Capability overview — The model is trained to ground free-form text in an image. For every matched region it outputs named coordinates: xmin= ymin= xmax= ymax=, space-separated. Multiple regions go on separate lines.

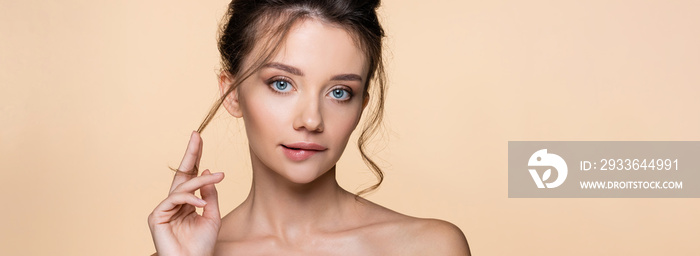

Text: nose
xmin=292 ymin=96 xmax=324 ymax=133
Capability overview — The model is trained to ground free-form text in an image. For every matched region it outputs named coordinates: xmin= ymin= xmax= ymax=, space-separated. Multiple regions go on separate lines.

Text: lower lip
xmin=282 ymin=146 xmax=323 ymax=161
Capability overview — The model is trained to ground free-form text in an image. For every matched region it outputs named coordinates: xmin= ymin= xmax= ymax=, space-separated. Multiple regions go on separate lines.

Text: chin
xmin=277 ymin=164 xmax=328 ymax=185
xmin=251 ymin=147 xmax=338 ymax=185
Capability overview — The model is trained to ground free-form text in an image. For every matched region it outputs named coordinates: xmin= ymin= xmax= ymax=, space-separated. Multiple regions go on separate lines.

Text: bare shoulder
xmin=404 ymin=218 xmax=471 ymax=255
xmin=357 ymin=198 xmax=471 ymax=255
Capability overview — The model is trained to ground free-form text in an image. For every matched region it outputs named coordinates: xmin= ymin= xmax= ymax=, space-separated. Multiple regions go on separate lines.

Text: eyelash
xmin=267 ymin=77 xmax=294 ymax=95
xmin=265 ymin=76 xmax=354 ymax=103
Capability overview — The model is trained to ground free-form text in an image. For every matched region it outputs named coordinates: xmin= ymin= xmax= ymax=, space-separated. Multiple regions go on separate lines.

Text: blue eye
xmin=271 ymin=80 xmax=292 ymax=92
xmin=329 ymin=88 xmax=351 ymax=101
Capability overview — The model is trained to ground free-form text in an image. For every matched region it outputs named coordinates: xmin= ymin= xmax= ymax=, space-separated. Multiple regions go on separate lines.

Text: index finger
xmin=169 ymin=131 xmax=203 ymax=194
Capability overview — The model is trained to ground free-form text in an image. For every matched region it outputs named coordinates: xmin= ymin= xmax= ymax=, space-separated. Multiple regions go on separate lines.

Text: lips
xmin=282 ymin=142 xmax=327 ymax=151
xmin=281 ymin=142 xmax=327 ymax=161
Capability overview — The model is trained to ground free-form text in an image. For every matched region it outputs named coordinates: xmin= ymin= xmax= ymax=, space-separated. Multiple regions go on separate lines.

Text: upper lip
xmin=282 ymin=142 xmax=327 ymax=151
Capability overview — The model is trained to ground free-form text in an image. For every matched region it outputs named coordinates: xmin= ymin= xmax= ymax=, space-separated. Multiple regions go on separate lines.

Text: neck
xmin=237 ymin=150 xmax=356 ymax=238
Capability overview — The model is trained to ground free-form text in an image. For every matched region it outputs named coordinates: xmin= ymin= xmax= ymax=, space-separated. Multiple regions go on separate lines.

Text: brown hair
xmin=187 ymin=0 xmax=387 ymax=196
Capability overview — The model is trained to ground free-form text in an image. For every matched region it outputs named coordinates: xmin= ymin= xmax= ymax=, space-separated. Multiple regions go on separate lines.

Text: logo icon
xmin=528 ymin=149 xmax=568 ymax=188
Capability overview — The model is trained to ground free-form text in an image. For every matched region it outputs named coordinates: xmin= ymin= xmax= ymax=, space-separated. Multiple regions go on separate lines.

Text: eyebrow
xmin=330 ymin=73 xmax=363 ymax=82
xmin=264 ymin=62 xmax=304 ymax=76
xmin=263 ymin=62 xmax=363 ymax=82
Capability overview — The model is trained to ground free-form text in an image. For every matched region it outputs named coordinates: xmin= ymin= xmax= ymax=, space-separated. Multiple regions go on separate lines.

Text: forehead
xmin=256 ymin=18 xmax=369 ymax=81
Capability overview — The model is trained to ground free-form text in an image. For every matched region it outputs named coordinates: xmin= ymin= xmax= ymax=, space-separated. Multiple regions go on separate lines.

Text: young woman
xmin=148 ymin=0 xmax=471 ymax=255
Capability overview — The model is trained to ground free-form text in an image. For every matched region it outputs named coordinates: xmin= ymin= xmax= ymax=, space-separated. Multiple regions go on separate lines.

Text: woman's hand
xmin=148 ymin=131 xmax=225 ymax=256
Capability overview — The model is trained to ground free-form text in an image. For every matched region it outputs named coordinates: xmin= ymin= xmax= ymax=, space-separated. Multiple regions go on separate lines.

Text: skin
xmin=149 ymin=18 xmax=470 ymax=255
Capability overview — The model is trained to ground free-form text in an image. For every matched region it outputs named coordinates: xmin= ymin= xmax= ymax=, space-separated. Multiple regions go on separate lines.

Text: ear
xmin=219 ymin=71 xmax=243 ymax=118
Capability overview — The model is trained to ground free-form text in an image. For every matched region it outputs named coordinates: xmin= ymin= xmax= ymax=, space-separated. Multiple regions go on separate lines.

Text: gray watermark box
xmin=508 ymin=141 xmax=700 ymax=198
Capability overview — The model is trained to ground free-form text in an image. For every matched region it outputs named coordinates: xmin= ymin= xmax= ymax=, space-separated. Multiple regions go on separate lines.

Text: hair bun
xmin=355 ymin=0 xmax=381 ymax=10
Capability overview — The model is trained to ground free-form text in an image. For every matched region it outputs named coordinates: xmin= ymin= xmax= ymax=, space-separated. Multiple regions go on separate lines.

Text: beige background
xmin=1 ymin=0 xmax=699 ymax=255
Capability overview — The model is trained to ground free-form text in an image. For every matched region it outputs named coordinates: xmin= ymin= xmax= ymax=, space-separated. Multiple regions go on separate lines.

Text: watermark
xmin=508 ymin=141 xmax=700 ymax=198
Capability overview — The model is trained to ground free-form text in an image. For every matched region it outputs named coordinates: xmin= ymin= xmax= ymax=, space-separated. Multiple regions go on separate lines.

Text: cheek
xmin=323 ymin=104 xmax=363 ymax=144
xmin=240 ymin=91 xmax=290 ymax=145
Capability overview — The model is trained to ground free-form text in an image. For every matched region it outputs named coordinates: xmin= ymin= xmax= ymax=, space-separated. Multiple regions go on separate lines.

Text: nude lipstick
xmin=281 ymin=142 xmax=327 ymax=161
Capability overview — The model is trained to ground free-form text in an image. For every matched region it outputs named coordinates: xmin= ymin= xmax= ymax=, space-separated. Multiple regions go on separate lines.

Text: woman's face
xmin=225 ymin=18 xmax=369 ymax=184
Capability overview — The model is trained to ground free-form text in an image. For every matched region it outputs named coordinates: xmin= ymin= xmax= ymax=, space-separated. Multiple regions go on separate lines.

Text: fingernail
xmin=198 ymin=199 xmax=207 ymax=205
xmin=213 ymin=172 xmax=224 ymax=177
